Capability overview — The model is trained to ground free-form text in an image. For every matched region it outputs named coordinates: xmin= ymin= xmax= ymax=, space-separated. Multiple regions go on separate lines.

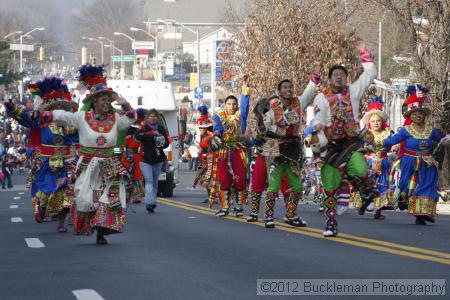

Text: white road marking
xmin=18 ymin=192 xmax=25 ymax=195
xmin=11 ymin=217 xmax=23 ymax=223
xmin=72 ymin=289 xmax=105 ymax=300
xmin=10 ymin=205 xmax=18 ymax=209
xmin=188 ymin=216 xmax=197 ymax=219
xmin=13 ymin=196 xmax=21 ymax=200
xmin=24 ymin=238 xmax=45 ymax=248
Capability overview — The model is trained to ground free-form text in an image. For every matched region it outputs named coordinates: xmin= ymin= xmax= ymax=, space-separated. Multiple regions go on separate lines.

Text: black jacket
xmin=135 ymin=124 xmax=170 ymax=165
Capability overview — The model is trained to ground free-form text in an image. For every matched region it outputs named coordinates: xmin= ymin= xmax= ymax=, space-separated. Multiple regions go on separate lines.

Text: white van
xmin=69 ymin=80 xmax=179 ymax=197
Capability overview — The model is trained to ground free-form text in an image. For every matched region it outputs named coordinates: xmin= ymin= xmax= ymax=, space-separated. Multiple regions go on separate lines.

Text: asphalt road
xmin=1 ymin=164 xmax=449 ymax=300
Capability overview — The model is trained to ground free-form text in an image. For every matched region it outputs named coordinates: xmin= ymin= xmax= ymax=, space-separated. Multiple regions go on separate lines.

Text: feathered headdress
xmin=77 ymin=64 xmax=107 ymax=91
xmin=197 ymin=104 xmax=212 ymax=128
xmin=77 ymin=64 xmax=117 ymax=111
xmin=27 ymin=77 xmax=73 ymax=111
xmin=402 ymin=84 xmax=431 ymax=118
xmin=26 ymin=77 xmax=74 ymax=149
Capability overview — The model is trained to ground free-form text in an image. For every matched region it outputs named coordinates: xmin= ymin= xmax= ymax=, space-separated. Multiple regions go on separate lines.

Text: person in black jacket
xmin=135 ymin=109 xmax=170 ymax=213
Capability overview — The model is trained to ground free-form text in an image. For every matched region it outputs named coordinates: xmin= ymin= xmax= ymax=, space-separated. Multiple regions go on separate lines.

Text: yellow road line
xmin=158 ymin=197 xmax=450 ymax=265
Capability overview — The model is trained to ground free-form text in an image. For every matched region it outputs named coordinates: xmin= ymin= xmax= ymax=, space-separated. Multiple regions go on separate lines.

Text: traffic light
xmin=39 ymin=47 xmax=44 ymax=61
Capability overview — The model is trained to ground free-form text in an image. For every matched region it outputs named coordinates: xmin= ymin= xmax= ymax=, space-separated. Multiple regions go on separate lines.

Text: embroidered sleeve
xmin=117 ymin=112 xmax=135 ymax=131
xmin=298 ymin=80 xmax=318 ymax=111
xmin=383 ymin=127 xmax=407 ymax=150
xmin=349 ymin=51 xmax=377 ymax=118
xmin=52 ymin=110 xmax=81 ymax=129
xmin=311 ymin=94 xmax=330 ymax=128
xmin=6 ymin=106 xmax=38 ymax=128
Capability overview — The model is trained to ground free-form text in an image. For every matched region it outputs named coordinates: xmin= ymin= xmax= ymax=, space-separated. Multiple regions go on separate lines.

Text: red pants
xmin=217 ymin=148 xmax=247 ymax=191
xmin=251 ymin=155 xmax=290 ymax=195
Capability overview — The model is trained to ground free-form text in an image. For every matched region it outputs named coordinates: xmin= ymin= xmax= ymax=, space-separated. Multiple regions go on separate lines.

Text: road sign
xmin=194 ymin=87 xmax=204 ymax=99
xmin=165 ymin=60 xmax=174 ymax=76
xmin=111 ymin=55 xmax=136 ymax=62
xmin=132 ymin=40 xmax=155 ymax=50
xmin=190 ymin=73 xmax=199 ymax=90
xmin=9 ymin=43 xmax=34 ymax=52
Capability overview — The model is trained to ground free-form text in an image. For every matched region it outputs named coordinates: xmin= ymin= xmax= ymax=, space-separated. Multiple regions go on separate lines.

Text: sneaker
xmin=318 ymin=205 xmax=325 ymax=212
xmin=216 ymin=209 xmax=228 ymax=217
xmin=265 ymin=219 xmax=275 ymax=228
xmin=246 ymin=215 xmax=258 ymax=222
xmin=284 ymin=216 xmax=307 ymax=227
xmin=234 ymin=207 xmax=244 ymax=217
xmin=323 ymin=226 xmax=338 ymax=237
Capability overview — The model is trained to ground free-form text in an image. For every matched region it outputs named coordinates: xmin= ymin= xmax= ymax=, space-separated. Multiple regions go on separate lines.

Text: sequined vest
xmin=323 ymin=87 xmax=359 ymax=141
xmin=217 ymin=110 xmax=242 ymax=146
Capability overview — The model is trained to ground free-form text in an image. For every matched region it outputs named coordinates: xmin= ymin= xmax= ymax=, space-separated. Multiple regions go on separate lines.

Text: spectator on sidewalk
xmin=1 ymin=154 xmax=13 ymax=189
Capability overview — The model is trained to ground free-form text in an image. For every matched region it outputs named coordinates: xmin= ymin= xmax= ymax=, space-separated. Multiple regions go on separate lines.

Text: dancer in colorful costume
xmin=33 ymin=64 xmax=135 ymax=244
xmin=193 ymin=105 xmax=223 ymax=207
xmin=5 ymin=78 xmax=78 ymax=232
xmin=361 ymin=98 xmax=394 ymax=220
xmin=261 ymin=60 xmax=321 ymax=228
xmin=311 ymin=37 xmax=377 ymax=237
xmin=213 ymin=94 xmax=249 ymax=217
xmin=122 ymin=108 xmax=147 ymax=203
xmin=246 ymin=95 xmax=294 ymax=224
xmin=383 ymin=85 xmax=442 ymax=225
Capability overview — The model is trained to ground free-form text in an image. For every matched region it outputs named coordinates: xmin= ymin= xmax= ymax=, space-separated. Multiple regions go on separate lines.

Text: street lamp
xmin=156 ymin=18 xmax=200 ymax=87
xmin=90 ymin=38 xmax=104 ymax=64
xmin=19 ymin=27 xmax=45 ymax=102
xmin=105 ymin=44 xmax=124 ymax=80
xmin=113 ymin=31 xmax=135 ymax=56
xmin=114 ymin=31 xmax=137 ymax=78
xmin=82 ymin=37 xmax=104 ymax=64
xmin=3 ymin=30 xmax=22 ymax=40
xmin=99 ymin=36 xmax=114 ymax=74
xmin=130 ymin=26 xmax=159 ymax=80
xmin=378 ymin=11 xmax=388 ymax=80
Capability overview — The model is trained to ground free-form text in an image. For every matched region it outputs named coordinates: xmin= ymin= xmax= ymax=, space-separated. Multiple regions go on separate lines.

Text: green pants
xmin=267 ymin=161 xmax=302 ymax=193
xmin=321 ymin=151 xmax=368 ymax=191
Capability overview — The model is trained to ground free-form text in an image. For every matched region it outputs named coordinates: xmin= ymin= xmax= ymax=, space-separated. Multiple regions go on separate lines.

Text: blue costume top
xmin=383 ymin=125 xmax=442 ymax=200
xmin=8 ymin=106 xmax=79 ymax=196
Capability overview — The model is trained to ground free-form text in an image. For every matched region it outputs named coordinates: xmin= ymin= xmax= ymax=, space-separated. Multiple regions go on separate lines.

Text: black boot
xmin=415 ymin=216 xmax=426 ymax=225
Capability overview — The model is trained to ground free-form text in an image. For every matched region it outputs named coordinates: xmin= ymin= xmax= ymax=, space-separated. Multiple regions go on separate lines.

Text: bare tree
xmin=69 ymin=0 xmax=146 ymax=49
xmin=226 ymin=0 xmax=365 ymax=104
xmin=372 ymin=0 xmax=450 ymax=128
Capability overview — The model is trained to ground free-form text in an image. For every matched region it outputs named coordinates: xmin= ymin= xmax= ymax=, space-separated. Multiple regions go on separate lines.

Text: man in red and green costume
xmin=311 ymin=37 xmax=377 ymax=237
xmin=261 ymin=60 xmax=322 ymax=228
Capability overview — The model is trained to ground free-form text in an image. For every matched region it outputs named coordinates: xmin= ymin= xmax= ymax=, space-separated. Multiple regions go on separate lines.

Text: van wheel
xmin=159 ymin=173 xmax=174 ymax=197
